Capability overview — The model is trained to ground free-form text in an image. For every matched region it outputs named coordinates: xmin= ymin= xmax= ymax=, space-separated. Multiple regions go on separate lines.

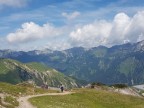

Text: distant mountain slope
xmin=0 ymin=59 xmax=78 ymax=88
xmin=0 ymin=40 xmax=144 ymax=85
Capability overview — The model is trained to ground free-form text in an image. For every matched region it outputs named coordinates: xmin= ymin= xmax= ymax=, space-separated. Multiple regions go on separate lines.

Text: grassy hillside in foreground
xmin=0 ymin=82 xmax=58 ymax=96
xmin=0 ymin=82 xmax=59 ymax=108
xmin=29 ymin=89 xmax=144 ymax=108
xmin=0 ymin=82 xmax=27 ymax=96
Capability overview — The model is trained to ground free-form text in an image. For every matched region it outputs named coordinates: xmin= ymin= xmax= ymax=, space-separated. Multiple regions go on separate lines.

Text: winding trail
xmin=17 ymin=92 xmax=74 ymax=108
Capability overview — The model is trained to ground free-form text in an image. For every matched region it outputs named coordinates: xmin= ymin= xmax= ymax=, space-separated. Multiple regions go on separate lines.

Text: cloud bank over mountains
xmin=70 ymin=11 xmax=144 ymax=48
xmin=6 ymin=11 xmax=144 ymax=50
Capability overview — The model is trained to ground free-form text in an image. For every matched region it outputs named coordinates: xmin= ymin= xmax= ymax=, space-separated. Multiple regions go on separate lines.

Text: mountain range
xmin=0 ymin=40 xmax=144 ymax=85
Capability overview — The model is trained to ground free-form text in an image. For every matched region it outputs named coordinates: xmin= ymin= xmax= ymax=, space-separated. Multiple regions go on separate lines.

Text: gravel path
xmin=17 ymin=92 xmax=74 ymax=108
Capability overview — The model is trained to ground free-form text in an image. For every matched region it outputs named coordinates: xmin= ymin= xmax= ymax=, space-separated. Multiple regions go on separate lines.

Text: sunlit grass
xmin=0 ymin=82 xmax=58 ymax=96
xmin=29 ymin=88 xmax=144 ymax=108
xmin=4 ymin=96 xmax=19 ymax=107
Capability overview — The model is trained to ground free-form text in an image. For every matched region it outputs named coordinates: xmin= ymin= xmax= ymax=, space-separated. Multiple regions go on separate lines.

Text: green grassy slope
xmin=0 ymin=58 xmax=78 ymax=88
xmin=26 ymin=62 xmax=53 ymax=72
xmin=27 ymin=62 xmax=78 ymax=88
xmin=29 ymin=89 xmax=144 ymax=108
xmin=0 ymin=59 xmax=23 ymax=84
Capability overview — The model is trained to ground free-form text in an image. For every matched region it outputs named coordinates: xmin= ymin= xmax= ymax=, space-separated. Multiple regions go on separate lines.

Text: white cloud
xmin=5 ymin=11 xmax=144 ymax=50
xmin=108 ymin=13 xmax=130 ymax=44
xmin=62 ymin=11 xmax=80 ymax=20
xmin=70 ymin=20 xmax=112 ymax=47
xmin=7 ymin=22 xmax=63 ymax=43
xmin=0 ymin=0 xmax=27 ymax=8
xmin=124 ymin=11 xmax=144 ymax=42
xmin=70 ymin=11 xmax=144 ymax=48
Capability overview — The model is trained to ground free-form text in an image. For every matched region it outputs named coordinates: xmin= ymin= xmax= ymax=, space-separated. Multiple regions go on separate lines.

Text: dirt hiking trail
xmin=17 ymin=92 xmax=74 ymax=108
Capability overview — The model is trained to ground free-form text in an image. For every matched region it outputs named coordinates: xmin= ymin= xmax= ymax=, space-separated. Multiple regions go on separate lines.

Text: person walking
xmin=60 ymin=84 xmax=64 ymax=92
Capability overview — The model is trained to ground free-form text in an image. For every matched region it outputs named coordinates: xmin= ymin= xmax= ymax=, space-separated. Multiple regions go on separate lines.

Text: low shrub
xmin=111 ymin=84 xmax=128 ymax=88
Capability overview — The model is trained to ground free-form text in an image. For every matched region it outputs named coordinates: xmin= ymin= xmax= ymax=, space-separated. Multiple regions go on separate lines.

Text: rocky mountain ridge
xmin=0 ymin=40 xmax=144 ymax=85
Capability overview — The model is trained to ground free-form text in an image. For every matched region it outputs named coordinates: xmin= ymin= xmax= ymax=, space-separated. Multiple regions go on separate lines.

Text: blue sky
xmin=0 ymin=0 xmax=144 ymax=51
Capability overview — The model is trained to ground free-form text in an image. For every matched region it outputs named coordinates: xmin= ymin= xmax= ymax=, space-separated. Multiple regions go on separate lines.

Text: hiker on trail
xmin=60 ymin=84 xmax=64 ymax=92
xmin=45 ymin=84 xmax=48 ymax=89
